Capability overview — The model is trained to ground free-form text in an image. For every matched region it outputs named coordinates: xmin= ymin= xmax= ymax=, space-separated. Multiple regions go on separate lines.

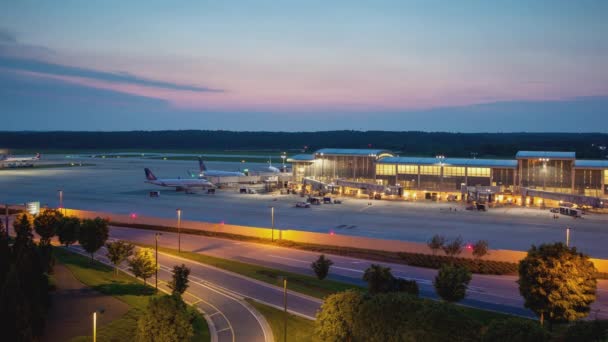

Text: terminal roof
xmin=315 ymin=148 xmax=393 ymax=157
xmin=287 ymin=154 xmax=315 ymax=162
xmin=574 ymin=159 xmax=608 ymax=169
xmin=516 ymin=151 xmax=576 ymax=159
xmin=378 ymin=157 xmax=517 ymax=168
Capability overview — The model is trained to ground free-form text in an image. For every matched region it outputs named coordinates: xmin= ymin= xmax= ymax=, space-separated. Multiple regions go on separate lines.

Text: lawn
xmin=54 ymin=248 xmax=209 ymax=342
xmin=246 ymin=299 xmax=317 ymax=342
xmin=135 ymin=243 xmax=361 ymax=299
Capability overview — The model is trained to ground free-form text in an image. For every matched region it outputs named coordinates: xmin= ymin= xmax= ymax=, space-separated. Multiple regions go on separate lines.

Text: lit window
xmin=398 ymin=165 xmax=418 ymax=174
xmin=444 ymin=167 xmax=465 ymax=177
xmin=468 ymin=167 xmax=491 ymax=177
xmin=376 ymin=164 xmax=396 ymax=176
xmin=420 ymin=166 xmax=441 ymax=175
xmin=604 ymin=170 xmax=608 ymax=185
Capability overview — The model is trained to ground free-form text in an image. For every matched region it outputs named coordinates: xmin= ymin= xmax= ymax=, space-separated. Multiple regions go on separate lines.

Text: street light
xmin=58 ymin=189 xmax=63 ymax=213
xmin=92 ymin=308 xmax=104 ymax=342
xmin=176 ymin=208 xmax=182 ymax=253
xmin=271 ymin=206 xmax=275 ymax=242
xmin=155 ymin=232 xmax=162 ymax=291
xmin=280 ymin=277 xmax=288 ymax=342
xmin=566 ymin=227 xmax=571 ymax=247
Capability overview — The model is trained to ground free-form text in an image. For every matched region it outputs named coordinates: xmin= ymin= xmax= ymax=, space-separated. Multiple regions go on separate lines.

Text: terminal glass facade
xmin=574 ymin=169 xmax=603 ymax=197
xmin=520 ymin=159 xmax=573 ymax=191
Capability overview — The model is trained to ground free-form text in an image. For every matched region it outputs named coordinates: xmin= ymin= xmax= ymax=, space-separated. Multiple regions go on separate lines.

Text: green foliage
xmin=398 ymin=251 xmax=517 ymax=275
xmin=428 ymin=234 xmax=446 ymax=255
xmin=472 ymin=240 xmax=489 ymax=260
xmin=363 ymin=264 xmax=394 ymax=294
xmin=136 ymin=295 xmax=194 ymax=342
xmin=311 ymin=254 xmax=333 ymax=280
xmin=409 ymin=301 xmax=481 ymax=342
xmin=129 ymin=248 xmax=157 ymax=285
xmin=518 ymin=243 xmax=597 ymax=324
xmin=57 ymin=216 xmax=80 ymax=247
xmin=434 ymin=264 xmax=472 ymax=303
xmin=561 ymin=320 xmax=608 ymax=342
xmin=33 ymin=209 xmax=63 ymax=245
xmin=482 ymin=318 xmax=550 ymax=342
xmin=168 ymin=264 xmax=191 ymax=297
xmin=391 ymin=278 xmax=419 ymax=296
xmin=442 ymin=236 xmax=464 ymax=257
xmin=352 ymin=293 xmax=423 ymax=342
xmin=106 ymin=240 xmax=135 ymax=275
xmin=314 ymin=290 xmax=365 ymax=342
xmin=78 ymin=217 xmax=109 ymax=260
xmin=12 ymin=213 xmax=34 ymax=255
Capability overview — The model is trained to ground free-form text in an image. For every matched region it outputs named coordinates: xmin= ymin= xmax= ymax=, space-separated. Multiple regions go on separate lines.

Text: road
xmin=110 ymin=225 xmax=608 ymax=320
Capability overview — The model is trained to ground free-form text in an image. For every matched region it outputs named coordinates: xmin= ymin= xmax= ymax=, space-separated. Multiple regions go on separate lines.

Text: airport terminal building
xmin=288 ymin=148 xmax=608 ymax=208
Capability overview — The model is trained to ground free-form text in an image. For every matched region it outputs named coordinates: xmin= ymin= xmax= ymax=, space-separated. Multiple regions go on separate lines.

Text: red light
xmin=329 ymin=230 xmax=335 ymax=236
xmin=130 ymin=213 xmax=137 ymax=219
xmin=220 ymin=220 xmax=225 ymax=225
xmin=466 ymin=244 xmax=473 ymax=250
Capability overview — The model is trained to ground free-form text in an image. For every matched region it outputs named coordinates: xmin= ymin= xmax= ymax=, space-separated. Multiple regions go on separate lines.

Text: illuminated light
xmin=163 ymin=157 xmax=167 ymax=160
xmin=130 ymin=213 xmax=137 ymax=219
xmin=329 ymin=230 xmax=335 ymax=236
xmin=220 ymin=220 xmax=225 ymax=225
xmin=466 ymin=244 xmax=473 ymax=250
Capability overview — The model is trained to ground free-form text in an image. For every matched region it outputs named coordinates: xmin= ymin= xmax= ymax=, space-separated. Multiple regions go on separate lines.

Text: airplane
xmin=145 ymin=168 xmax=215 ymax=192
xmin=194 ymin=158 xmax=245 ymax=177
xmin=0 ymin=153 xmax=41 ymax=162
xmin=267 ymin=157 xmax=281 ymax=173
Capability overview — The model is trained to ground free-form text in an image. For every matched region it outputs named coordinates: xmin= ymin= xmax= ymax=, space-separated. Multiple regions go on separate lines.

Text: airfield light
xmin=329 ymin=230 xmax=335 ymax=236
xmin=466 ymin=244 xmax=473 ymax=250
xmin=58 ymin=189 xmax=63 ymax=210
xmin=176 ymin=208 xmax=182 ymax=253
xmin=130 ymin=213 xmax=137 ymax=219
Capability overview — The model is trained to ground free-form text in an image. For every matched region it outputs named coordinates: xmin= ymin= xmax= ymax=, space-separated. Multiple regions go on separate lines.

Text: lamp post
xmin=155 ymin=232 xmax=162 ymax=291
xmin=176 ymin=208 xmax=182 ymax=253
xmin=282 ymin=277 xmax=288 ymax=342
xmin=566 ymin=227 xmax=570 ymax=247
xmin=271 ymin=206 xmax=275 ymax=242
xmin=93 ymin=311 xmax=97 ymax=342
xmin=58 ymin=189 xmax=63 ymax=213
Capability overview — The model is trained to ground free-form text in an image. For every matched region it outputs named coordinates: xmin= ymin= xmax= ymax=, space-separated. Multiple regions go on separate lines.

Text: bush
xmin=315 ymin=290 xmax=365 ymax=342
xmin=391 ymin=278 xmax=419 ymax=296
xmin=363 ymin=264 xmax=394 ymax=294
xmin=442 ymin=236 xmax=464 ymax=257
xmin=428 ymin=234 xmax=446 ymax=255
xmin=311 ymin=254 xmax=333 ymax=280
xmin=434 ymin=264 xmax=472 ymax=303
xmin=136 ymin=295 xmax=194 ymax=342
xmin=408 ymin=300 xmax=481 ymax=342
xmin=397 ymin=251 xmax=517 ymax=275
xmin=561 ymin=320 xmax=608 ymax=342
xmin=482 ymin=318 xmax=550 ymax=342
xmin=472 ymin=240 xmax=489 ymax=260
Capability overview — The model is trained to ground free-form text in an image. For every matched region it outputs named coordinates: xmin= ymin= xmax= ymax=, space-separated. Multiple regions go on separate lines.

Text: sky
xmin=1 ymin=0 xmax=607 ymax=132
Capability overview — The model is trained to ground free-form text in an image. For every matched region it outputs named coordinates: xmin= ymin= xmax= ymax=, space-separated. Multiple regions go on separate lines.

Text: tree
xmin=442 ymin=236 xmax=463 ymax=257
xmin=315 ymin=290 xmax=365 ymax=342
xmin=57 ymin=216 xmax=80 ymax=247
xmin=311 ymin=254 xmax=333 ymax=280
xmin=518 ymin=243 xmax=597 ymax=326
xmin=12 ymin=213 xmax=34 ymax=256
xmin=434 ymin=264 xmax=472 ymax=303
xmin=168 ymin=264 xmax=191 ymax=297
xmin=129 ymin=248 xmax=156 ymax=285
xmin=428 ymin=234 xmax=446 ymax=255
xmin=78 ymin=217 xmax=109 ymax=261
xmin=562 ymin=320 xmax=608 ymax=342
xmin=33 ymin=209 xmax=63 ymax=246
xmin=390 ymin=278 xmax=419 ymax=296
xmin=363 ymin=264 xmax=394 ymax=294
xmin=136 ymin=295 xmax=194 ymax=342
xmin=482 ymin=318 xmax=550 ymax=342
xmin=472 ymin=240 xmax=489 ymax=260
xmin=106 ymin=240 xmax=134 ymax=275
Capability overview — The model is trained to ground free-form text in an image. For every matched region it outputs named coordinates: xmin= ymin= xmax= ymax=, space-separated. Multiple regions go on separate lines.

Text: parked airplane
xmin=267 ymin=157 xmax=281 ymax=173
xmin=145 ymin=168 xmax=214 ymax=192
xmin=0 ymin=153 xmax=41 ymax=162
xmin=195 ymin=158 xmax=245 ymax=177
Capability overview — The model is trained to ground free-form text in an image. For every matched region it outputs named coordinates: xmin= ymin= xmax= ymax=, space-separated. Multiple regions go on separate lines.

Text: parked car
xmin=295 ymin=202 xmax=310 ymax=208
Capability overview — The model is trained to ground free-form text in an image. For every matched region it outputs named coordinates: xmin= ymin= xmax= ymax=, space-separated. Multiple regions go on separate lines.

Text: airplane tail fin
xmin=198 ymin=157 xmax=207 ymax=172
xmin=35 ymin=153 xmax=41 ymax=160
xmin=145 ymin=168 xmax=157 ymax=181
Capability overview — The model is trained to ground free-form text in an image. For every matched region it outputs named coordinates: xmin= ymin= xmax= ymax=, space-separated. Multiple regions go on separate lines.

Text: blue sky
xmin=1 ymin=1 xmax=607 ymax=131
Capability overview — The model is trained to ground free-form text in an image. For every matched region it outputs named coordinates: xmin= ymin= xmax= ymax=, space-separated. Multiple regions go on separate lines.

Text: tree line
xmin=1 ymin=130 xmax=608 ymax=158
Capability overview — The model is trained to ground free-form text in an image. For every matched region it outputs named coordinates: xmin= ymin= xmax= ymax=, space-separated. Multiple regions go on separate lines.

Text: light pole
xmin=271 ymin=206 xmax=275 ymax=242
xmin=155 ymin=232 xmax=162 ymax=291
xmin=58 ymin=189 xmax=63 ymax=213
xmin=93 ymin=311 xmax=97 ymax=342
xmin=566 ymin=227 xmax=571 ymax=247
xmin=282 ymin=277 xmax=287 ymax=342
xmin=176 ymin=208 xmax=182 ymax=253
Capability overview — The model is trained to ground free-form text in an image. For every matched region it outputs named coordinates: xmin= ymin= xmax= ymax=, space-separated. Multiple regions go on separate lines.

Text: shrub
xmin=428 ymin=234 xmax=446 ymax=255
xmin=561 ymin=320 xmax=608 ymax=342
xmin=397 ymin=251 xmax=517 ymax=275
xmin=482 ymin=318 xmax=550 ymax=342
xmin=409 ymin=301 xmax=481 ymax=342
xmin=363 ymin=264 xmax=394 ymax=294
xmin=442 ymin=236 xmax=464 ymax=257
xmin=391 ymin=278 xmax=419 ymax=296
xmin=136 ymin=295 xmax=194 ymax=342
xmin=311 ymin=254 xmax=333 ymax=280
xmin=472 ymin=240 xmax=489 ymax=260
xmin=434 ymin=264 xmax=472 ymax=303
xmin=315 ymin=290 xmax=365 ymax=342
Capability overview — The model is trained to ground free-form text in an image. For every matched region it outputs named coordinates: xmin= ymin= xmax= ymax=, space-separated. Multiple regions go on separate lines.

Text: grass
xmin=135 ymin=242 xmax=360 ymax=299
xmin=54 ymin=248 xmax=209 ymax=342
xmin=246 ymin=299 xmax=317 ymax=342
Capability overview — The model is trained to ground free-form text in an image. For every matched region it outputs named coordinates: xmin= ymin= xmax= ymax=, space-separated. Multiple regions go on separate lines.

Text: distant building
xmin=288 ymin=149 xmax=608 ymax=208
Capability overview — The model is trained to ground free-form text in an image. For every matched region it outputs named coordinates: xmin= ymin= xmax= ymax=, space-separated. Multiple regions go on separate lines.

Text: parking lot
xmin=2 ymin=155 xmax=608 ymax=257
